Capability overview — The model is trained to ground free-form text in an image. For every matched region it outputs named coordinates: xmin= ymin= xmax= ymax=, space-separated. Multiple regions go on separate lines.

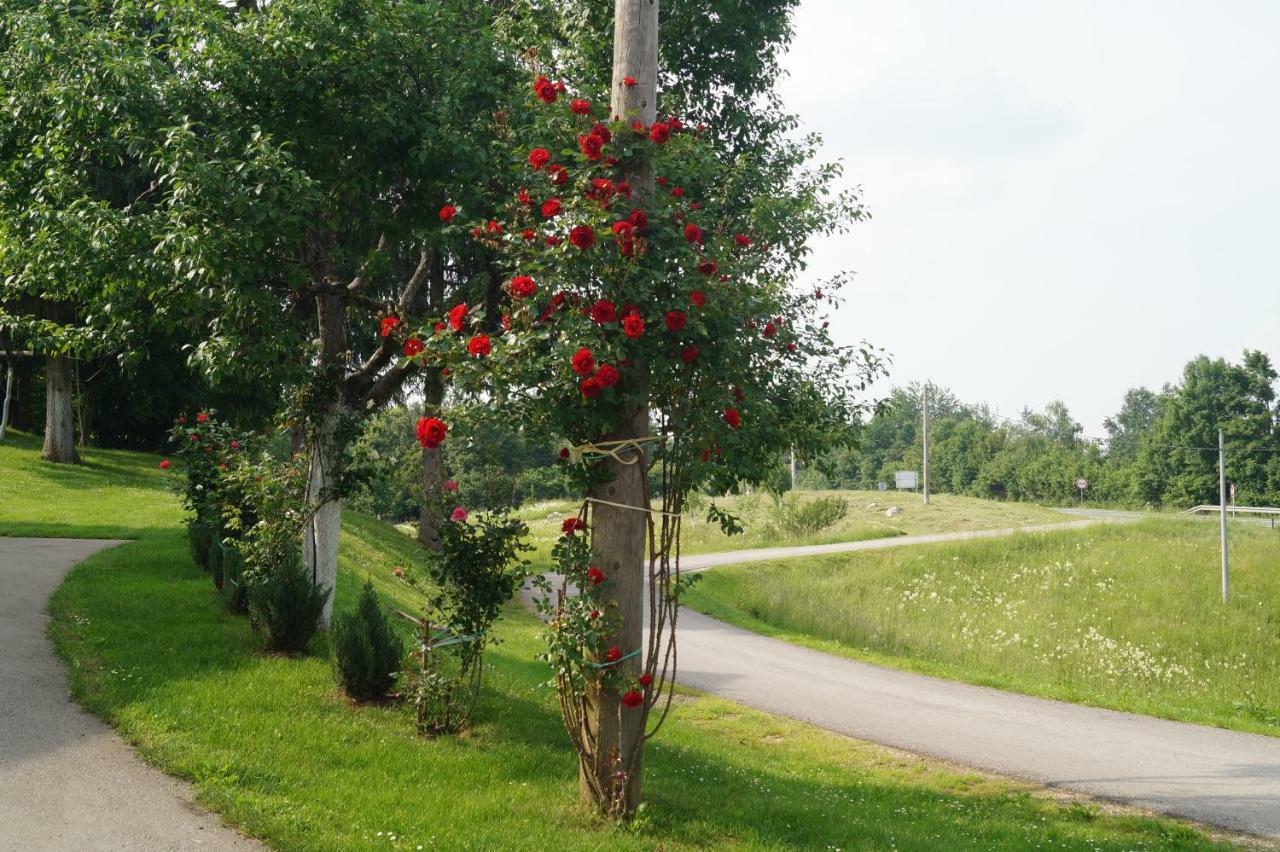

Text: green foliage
xmin=770 ymin=494 xmax=848 ymax=538
xmin=219 ymin=541 xmax=249 ymax=615
xmin=330 ymin=581 xmax=403 ymax=701
xmin=247 ymin=551 xmax=329 ymax=654
xmin=187 ymin=518 xmax=213 ymax=572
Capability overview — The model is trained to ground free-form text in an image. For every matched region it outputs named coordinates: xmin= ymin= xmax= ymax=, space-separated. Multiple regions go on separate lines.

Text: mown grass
xmin=685 ymin=519 xmax=1280 ymax=737
xmin=515 ymin=489 xmax=1072 ymax=560
xmin=2 ymin=432 xmax=1239 ymax=849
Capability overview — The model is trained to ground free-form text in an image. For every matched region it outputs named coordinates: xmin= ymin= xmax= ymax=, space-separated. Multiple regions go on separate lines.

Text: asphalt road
xmin=0 ymin=537 xmax=262 ymax=852
xmin=529 ymin=516 xmax=1280 ymax=841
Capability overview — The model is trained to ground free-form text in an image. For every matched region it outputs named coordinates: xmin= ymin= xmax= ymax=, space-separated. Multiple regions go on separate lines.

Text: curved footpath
xmin=528 ymin=516 xmax=1280 ymax=841
xmin=0 ymin=537 xmax=262 ymax=852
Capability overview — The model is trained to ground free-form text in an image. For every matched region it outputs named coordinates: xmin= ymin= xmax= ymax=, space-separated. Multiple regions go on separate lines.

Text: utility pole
xmin=1219 ymin=428 xmax=1229 ymax=603
xmin=921 ymin=383 xmax=929 ymax=505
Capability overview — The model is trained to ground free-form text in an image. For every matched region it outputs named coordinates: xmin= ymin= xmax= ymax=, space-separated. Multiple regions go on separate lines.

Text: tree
xmin=1019 ymin=400 xmax=1082 ymax=448
xmin=1104 ymin=387 xmax=1159 ymax=462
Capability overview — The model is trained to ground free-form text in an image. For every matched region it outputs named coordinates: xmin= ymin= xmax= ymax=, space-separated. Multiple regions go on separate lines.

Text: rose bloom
xmin=451 ymin=506 xmax=468 ymax=523
xmin=649 ymin=121 xmax=671 ymax=144
xmin=403 ymin=337 xmax=424 ymax=357
xmin=533 ymin=75 xmax=557 ymax=104
xmin=580 ymin=376 xmax=604 ymax=399
xmin=586 ymin=566 xmax=605 ymax=585
xmin=528 ymin=147 xmax=550 ymax=170
xmin=416 ymin=416 xmax=448 ymax=449
xmin=735 ymin=233 xmax=751 ymax=247
xmin=230 ymin=439 xmax=240 ymax=450
xmin=517 ymin=187 xmax=532 ymax=205
xmin=723 ymin=407 xmax=742 ymax=429
xmin=623 ymin=75 xmax=637 ymax=87
xmin=680 ymin=345 xmax=700 ymax=364
xmin=611 ymin=220 xmax=634 ymax=239
xmin=621 ymin=690 xmax=643 ymax=708
xmin=545 ymin=235 xmax=562 ymax=246
xmin=547 ymin=164 xmax=568 ymax=185
xmin=196 ymin=412 xmax=209 ymax=423
xmin=562 ymin=517 xmax=586 ymax=535
xmin=541 ymin=197 xmax=563 ymax=218
xmin=158 ymin=459 xmax=171 ymax=470
xmin=448 ymin=302 xmax=468 ymax=332
xmin=521 ymin=228 xmax=536 ymax=241
xmin=380 ymin=316 xmax=399 ymax=337
xmin=670 ymin=186 xmax=684 ymax=198
xmin=605 ymin=645 xmax=622 ymax=663
xmin=578 ymin=133 xmax=603 ymax=161
xmin=568 ymin=224 xmax=596 ymax=250
xmin=763 ymin=321 xmax=778 ymax=338
xmin=639 ymin=673 xmax=653 ymax=687
xmin=595 ymin=363 xmax=620 ymax=388
xmin=591 ymin=299 xmax=618 ymax=324
xmin=631 ymin=120 xmax=646 ymax=134
xmin=510 ymin=275 xmax=537 ymax=299
xmin=467 ymin=334 xmax=491 ymax=357
xmin=684 ymin=222 xmax=703 ymax=243
xmin=617 ymin=181 xmax=632 ymax=198
xmin=438 ymin=204 xmax=457 ymax=223
xmin=569 ymin=98 xmax=591 ymax=115
xmin=698 ymin=259 xmax=718 ymax=276
xmin=571 ymin=347 xmax=595 ymax=376
xmin=622 ymin=314 xmax=645 ymax=338
xmin=628 ymin=208 xmax=648 ymax=231
xmin=664 ymin=310 xmax=687 ymax=332
xmin=690 ymin=290 xmax=706 ymax=307
xmin=444 ymin=479 xmax=458 ymax=492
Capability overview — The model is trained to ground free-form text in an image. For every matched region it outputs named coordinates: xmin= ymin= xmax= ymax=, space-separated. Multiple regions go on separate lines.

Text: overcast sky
xmin=779 ymin=0 xmax=1280 ymax=434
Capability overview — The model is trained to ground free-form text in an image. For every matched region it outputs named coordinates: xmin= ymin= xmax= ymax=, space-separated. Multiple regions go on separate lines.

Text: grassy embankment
xmin=0 ymin=429 xmax=1241 ymax=849
xmin=685 ymin=518 xmax=1280 ymax=737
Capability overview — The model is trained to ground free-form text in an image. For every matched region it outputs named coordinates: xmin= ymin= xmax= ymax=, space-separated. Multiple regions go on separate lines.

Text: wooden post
xmin=579 ymin=0 xmax=658 ymax=817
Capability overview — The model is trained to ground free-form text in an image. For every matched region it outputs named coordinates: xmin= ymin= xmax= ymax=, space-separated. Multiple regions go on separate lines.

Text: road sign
xmin=1229 ymin=483 xmax=1236 ymax=501
xmin=1075 ymin=477 xmax=1088 ymax=491
xmin=895 ymin=471 xmax=918 ymax=491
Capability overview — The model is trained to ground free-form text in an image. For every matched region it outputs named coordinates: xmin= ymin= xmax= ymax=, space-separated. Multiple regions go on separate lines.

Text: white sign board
xmin=1075 ymin=477 xmax=1088 ymax=491
xmin=895 ymin=471 xmax=919 ymax=490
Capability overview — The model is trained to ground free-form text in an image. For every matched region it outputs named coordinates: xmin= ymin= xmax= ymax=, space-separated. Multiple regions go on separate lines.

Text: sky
xmin=779 ymin=0 xmax=1280 ymax=434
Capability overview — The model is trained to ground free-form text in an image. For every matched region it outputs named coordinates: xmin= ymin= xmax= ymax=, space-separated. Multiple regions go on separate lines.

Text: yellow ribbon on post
xmin=563 ymin=436 xmax=660 ymax=466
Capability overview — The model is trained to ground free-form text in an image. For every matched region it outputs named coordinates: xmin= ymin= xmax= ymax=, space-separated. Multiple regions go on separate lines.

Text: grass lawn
xmin=0 ymin=430 xmax=1243 ymax=849
xmin=685 ymin=519 xmax=1280 ymax=738
xmin=514 ymin=489 xmax=1073 ymax=561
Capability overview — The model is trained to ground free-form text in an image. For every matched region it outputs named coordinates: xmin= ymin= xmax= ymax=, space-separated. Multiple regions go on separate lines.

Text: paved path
xmin=530 ymin=517 xmax=1280 ymax=840
xmin=0 ymin=537 xmax=262 ymax=852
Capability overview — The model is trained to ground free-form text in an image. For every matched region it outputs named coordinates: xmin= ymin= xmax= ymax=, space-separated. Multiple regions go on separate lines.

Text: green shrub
xmin=208 ymin=530 xmax=225 ymax=589
xmin=187 ymin=519 xmax=213 ymax=571
xmin=774 ymin=495 xmax=848 ymax=538
xmin=331 ymin=580 xmax=403 ymax=701
xmin=247 ymin=552 xmax=329 ymax=653
xmin=219 ymin=540 xmax=249 ymax=615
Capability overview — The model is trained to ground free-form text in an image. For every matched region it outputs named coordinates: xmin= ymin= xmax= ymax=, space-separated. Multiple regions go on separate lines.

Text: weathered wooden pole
xmin=579 ymin=0 xmax=658 ymax=816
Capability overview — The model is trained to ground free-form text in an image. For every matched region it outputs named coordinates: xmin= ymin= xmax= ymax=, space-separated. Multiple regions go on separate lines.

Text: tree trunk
xmin=0 ymin=362 xmax=14 ymax=442
xmin=417 ymin=370 xmax=447 ymax=552
xmin=41 ymin=355 xmax=79 ymax=464
xmin=302 ymin=287 xmax=348 ymax=628
xmin=578 ymin=0 xmax=658 ymax=817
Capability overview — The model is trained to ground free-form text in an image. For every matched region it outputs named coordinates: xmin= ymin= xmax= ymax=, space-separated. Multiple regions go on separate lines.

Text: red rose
xmin=690 ymin=290 xmax=706 ymax=307
xmin=177 ymin=415 xmax=185 ymax=424
xmin=628 ymin=209 xmax=648 ymax=231
xmin=623 ymin=75 xmax=637 ymax=87
xmin=547 ymin=164 xmax=568 ymax=185
xmin=723 ymin=407 xmax=742 ymax=429
xmin=545 ymin=235 xmax=562 ymax=246
xmin=520 ymin=229 xmax=535 ymax=242
xmin=586 ymin=566 xmax=605 ymax=585
xmin=196 ymin=412 xmax=209 ymax=423
xmin=510 ymin=275 xmax=537 ymax=299
xmin=468 ymin=334 xmax=491 ymax=357
xmin=763 ymin=322 xmax=777 ymax=338
xmin=689 ymin=202 xmax=700 ymax=211
xmin=380 ymin=316 xmax=399 ymax=337
xmin=611 ymin=220 xmax=634 ymax=238
xmin=631 ymin=120 xmax=647 ymax=135
xmin=588 ymin=177 xmax=615 ymax=202
xmin=439 ymin=204 xmax=457 ymax=223
xmin=448 ymin=303 xmax=468 ymax=332
xmin=528 ymin=147 xmax=551 ymax=170
xmin=595 ymin=363 xmax=620 ymax=388
xmin=590 ymin=609 xmax=601 ymax=619
xmin=591 ymin=299 xmax=618 ymax=324
xmin=664 ymin=310 xmax=687 ymax=332
xmin=622 ymin=690 xmax=643 ymax=708
xmin=649 ymin=122 xmax=671 ymax=144
xmin=159 ymin=459 xmax=171 ymax=470
xmin=444 ymin=479 xmax=458 ymax=492
xmin=571 ymin=347 xmax=595 ymax=377
xmin=735 ymin=233 xmax=751 ymax=247
xmin=622 ymin=314 xmax=645 ymax=338
xmin=617 ymin=181 xmax=632 ymax=198
xmin=541 ymin=197 xmax=563 ymax=218
xmin=403 ymin=337 xmax=424 ymax=357
xmin=434 ymin=322 xmax=446 ymax=333
xmin=580 ymin=376 xmax=604 ymax=399
xmin=589 ymin=122 xmax=612 ymax=144
xmin=533 ymin=75 xmax=558 ymax=104
xmin=562 ymin=517 xmax=586 ymax=535
xmin=570 ymin=98 xmax=591 ymax=115
xmin=578 ymin=133 xmax=604 ymax=161
xmin=639 ymin=673 xmax=653 ymax=687
xmin=606 ymin=645 xmax=622 ymax=663
xmin=416 ymin=416 xmax=448 ymax=449
xmin=670 ymin=186 xmax=684 ymax=198
xmin=684 ymin=223 xmax=703 ymax=243
xmin=486 ymin=219 xmax=502 ymax=234
xmin=698 ymin=259 xmax=718 ymax=276
xmin=656 ymin=177 xmax=669 ymax=186
xmin=568 ymin=224 xmax=596 ymax=250
xmin=680 ymin=345 xmax=700 ymax=364
xmin=787 ymin=342 xmax=798 ymax=352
